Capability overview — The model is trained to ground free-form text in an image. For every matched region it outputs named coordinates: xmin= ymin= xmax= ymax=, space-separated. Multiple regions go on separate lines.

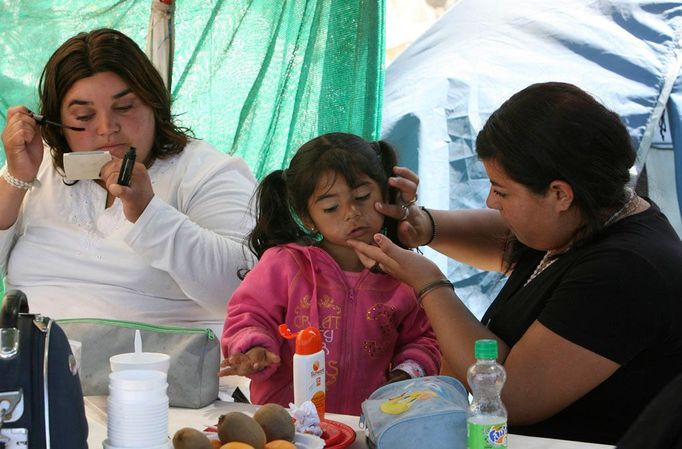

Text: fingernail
xmin=374 ymin=234 xmax=383 ymax=243
xmin=375 ymin=202 xmax=383 ymax=210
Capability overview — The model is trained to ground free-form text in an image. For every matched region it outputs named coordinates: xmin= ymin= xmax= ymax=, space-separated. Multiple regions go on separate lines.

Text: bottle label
xmin=467 ymin=418 xmax=507 ymax=449
xmin=311 ymin=389 xmax=325 ymax=418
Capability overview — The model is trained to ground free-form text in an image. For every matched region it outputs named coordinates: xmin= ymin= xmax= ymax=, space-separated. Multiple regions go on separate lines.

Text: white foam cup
xmin=108 ymin=383 xmax=168 ymax=403
xmin=107 ymin=418 xmax=168 ymax=442
xmin=107 ymin=422 xmax=168 ymax=447
xmin=108 ymin=391 xmax=167 ymax=405
xmin=107 ymin=396 xmax=168 ymax=409
xmin=103 ymin=439 xmax=170 ymax=449
xmin=110 ymin=351 xmax=170 ymax=374
xmin=109 ymin=369 xmax=167 ymax=390
xmin=106 ymin=431 xmax=169 ymax=448
xmin=107 ymin=390 xmax=169 ymax=446
xmin=108 ymin=422 xmax=168 ymax=440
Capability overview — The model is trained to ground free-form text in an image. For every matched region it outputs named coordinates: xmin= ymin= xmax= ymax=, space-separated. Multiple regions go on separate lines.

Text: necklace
xmin=524 ymin=251 xmax=556 ymax=287
xmin=603 ymin=188 xmax=638 ymax=227
xmin=523 ymin=188 xmax=639 ymax=287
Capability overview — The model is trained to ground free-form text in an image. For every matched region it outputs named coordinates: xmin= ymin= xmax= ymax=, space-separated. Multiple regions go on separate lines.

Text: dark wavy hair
xmin=475 ymin=82 xmax=636 ymax=267
xmin=248 ymin=132 xmax=405 ymax=260
xmin=38 ymin=28 xmax=192 ymax=171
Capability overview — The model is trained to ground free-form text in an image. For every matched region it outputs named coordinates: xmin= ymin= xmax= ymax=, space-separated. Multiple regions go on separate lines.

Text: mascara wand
xmin=28 ymin=110 xmax=85 ymax=132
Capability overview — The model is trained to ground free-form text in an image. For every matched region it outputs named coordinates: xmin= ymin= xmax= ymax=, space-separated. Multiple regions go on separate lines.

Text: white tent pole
xmin=145 ymin=0 xmax=175 ymax=90
xmin=630 ymin=33 xmax=682 ymax=186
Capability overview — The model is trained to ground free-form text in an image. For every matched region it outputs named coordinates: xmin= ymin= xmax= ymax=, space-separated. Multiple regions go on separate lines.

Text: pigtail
xmin=370 ymin=140 xmax=399 ymax=203
xmin=370 ymin=140 xmax=408 ymax=250
xmin=371 ymin=141 xmax=398 ymax=176
xmin=248 ymin=170 xmax=311 ymax=260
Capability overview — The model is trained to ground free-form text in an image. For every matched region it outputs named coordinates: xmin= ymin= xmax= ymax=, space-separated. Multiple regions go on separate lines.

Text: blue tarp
xmin=381 ymin=1 xmax=682 ymax=317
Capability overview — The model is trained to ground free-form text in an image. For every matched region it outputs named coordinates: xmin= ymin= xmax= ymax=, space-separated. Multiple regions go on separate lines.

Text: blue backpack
xmin=0 ymin=290 xmax=88 ymax=449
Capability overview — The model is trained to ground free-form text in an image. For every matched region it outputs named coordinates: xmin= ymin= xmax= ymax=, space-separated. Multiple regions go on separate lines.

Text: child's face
xmin=306 ymin=171 xmax=385 ymax=267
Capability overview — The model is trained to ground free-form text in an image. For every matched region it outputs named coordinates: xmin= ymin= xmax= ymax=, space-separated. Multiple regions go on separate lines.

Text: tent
xmin=2 ymin=1 xmax=681 ymax=313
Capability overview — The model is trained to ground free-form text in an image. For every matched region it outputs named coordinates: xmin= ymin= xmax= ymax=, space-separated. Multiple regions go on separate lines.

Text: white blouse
xmin=0 ymin=139 xmax=257 ymax=335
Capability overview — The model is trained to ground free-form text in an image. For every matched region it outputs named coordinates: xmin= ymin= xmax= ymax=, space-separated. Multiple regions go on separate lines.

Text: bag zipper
xmin=55 ymin=318 xmax=215 ymax=340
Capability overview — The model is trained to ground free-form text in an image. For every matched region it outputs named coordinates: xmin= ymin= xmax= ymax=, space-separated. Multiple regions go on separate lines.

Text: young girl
xmin=220 ymin=132 xmax=440 ymax=415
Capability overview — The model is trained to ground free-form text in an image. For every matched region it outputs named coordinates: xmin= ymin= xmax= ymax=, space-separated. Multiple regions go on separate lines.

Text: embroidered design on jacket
xmin=364 ymin=303 xmax=397 ymax=358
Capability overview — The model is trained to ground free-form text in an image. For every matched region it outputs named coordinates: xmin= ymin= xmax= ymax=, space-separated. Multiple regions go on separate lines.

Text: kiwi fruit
xmin=172 ymin=427 xmax=213 ymax=449
xmin=253 ymin=404 xmax=295 ymax=442
xmin=217 ymin=412 xmax=267 ymax=449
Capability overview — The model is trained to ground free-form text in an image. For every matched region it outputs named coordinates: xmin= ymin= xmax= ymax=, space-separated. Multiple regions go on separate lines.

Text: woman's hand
xmin=219 ymin=347 xmax=281 ymax=377
xmin=101 ymin=158 xmax=155 ymax=223
xmin=376 ymin=166 xmax=433 ymax=248
xmin=1 ymin=106 xmax=44 ymax=183
xmin=348 ymin=233 xmax=445 ymax=291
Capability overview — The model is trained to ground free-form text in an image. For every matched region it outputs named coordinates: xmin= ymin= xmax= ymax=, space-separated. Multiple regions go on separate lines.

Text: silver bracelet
xmin=2 ymin=170 xmax=40 ymax=190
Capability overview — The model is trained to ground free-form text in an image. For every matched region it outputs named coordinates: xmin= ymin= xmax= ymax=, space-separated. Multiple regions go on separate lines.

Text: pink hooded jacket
xmin=222 ymin=243 xmax=440 ymax=415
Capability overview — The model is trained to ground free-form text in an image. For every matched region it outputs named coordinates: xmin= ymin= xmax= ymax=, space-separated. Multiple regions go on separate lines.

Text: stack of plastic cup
xmin=103 ymin=369 xmax=170 ymax=449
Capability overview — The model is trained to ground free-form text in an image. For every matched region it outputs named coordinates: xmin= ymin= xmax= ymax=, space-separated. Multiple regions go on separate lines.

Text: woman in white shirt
xmin=0 ymin=28 xmax=256 ymax=335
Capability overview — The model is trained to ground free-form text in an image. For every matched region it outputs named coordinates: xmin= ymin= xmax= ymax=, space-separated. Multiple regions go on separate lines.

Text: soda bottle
xmin=466 ymin=339 xmax=508 ymax=449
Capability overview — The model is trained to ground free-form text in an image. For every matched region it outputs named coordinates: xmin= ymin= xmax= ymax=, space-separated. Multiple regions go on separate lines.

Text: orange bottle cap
xmin=279 ymin=324 xmax=322 ymax=355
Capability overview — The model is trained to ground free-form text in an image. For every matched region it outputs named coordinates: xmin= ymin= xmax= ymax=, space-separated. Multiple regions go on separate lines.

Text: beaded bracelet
xmin=416 ymin=278 xmax=454 ymax=306
xmin=421 ymin=206 xmax=436 ymax=246
xmin=2 ymin=170 xmax=39 ymax=190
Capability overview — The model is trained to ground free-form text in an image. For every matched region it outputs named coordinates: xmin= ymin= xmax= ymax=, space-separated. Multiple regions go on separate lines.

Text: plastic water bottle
xmin=466 ymin=339 xmax=508 ymax=449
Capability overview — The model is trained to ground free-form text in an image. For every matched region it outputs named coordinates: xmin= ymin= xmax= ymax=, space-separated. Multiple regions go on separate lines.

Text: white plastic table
xmin=85 ymin=396 xmax=615 ymax=449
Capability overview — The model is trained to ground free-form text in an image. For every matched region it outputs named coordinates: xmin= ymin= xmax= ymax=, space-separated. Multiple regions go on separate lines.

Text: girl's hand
xmin=376 ymin=166 xmax=433 ymax=248
xmin=219 ymin=347 xmax=281 ymax=377
xmin=348 ymin=233 xmax=444 ymax=291
xmin=101 ymin=158 xmax=155 ymax=222
xmin=1 ymin=106 xmax=44 ymax=183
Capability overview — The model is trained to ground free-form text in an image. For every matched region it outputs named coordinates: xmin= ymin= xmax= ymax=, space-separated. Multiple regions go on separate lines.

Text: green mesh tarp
xmin=0 ymin=0 xmax=385 ymax=299
xmin=0 ymin=0 xmax=385 ymax=176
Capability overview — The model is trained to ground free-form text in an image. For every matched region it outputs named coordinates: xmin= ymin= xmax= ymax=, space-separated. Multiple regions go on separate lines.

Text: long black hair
xmin=475 ymin=82 xmax=636 ymax=267
xmin=248 ymin=132 xmax=404 ymax=260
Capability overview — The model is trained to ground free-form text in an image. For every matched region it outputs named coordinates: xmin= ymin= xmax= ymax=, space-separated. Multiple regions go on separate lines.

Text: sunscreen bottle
xmin=279 ymin=324 xmax=325 ymax=419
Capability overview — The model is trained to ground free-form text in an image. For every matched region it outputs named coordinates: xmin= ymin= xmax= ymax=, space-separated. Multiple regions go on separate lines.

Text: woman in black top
xmin=349 ymin=82 xmax=682 ymax=444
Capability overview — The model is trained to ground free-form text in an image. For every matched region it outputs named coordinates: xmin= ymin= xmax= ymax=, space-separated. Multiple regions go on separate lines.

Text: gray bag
xmin=58 ymin=318 xmax=220 ymax=409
